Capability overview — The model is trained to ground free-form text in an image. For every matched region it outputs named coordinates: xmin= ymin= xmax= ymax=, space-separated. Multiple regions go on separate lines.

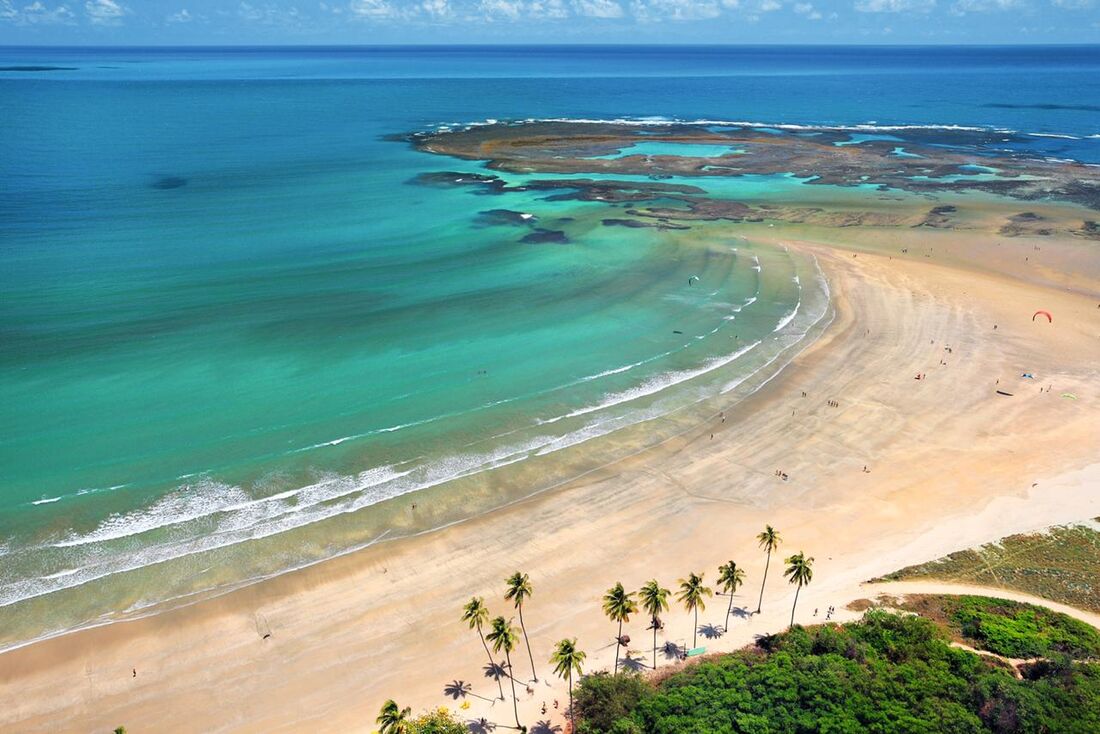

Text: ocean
xmin=1 ymin=44 xmax=1098 ymax=649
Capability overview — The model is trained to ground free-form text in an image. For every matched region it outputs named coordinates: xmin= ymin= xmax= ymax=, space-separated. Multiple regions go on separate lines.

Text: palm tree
xmin=504 ymin=571 xmax=538 ymax=683
xmin=602 ymin=582 xmax=637 ymax=674
xmin=550 ymin=638 xmax=586 ymax=730
xmin=376 ymin=699 xmax=411 ymax=734
xmin=114 ymin=728 xmax=126 ymax=734
xmin=755 ymin=525 xmax=782 ymax=614
xmin=677 ymin=572 xmax=713 ymax=649
xmin=717 ymin=560 xmax=746 ymax=624
xmin=638 ymin=579 xmax=670 ymax=670
xmin=783 ymin=551 xmax=815 ymax=629
xmin=462 ymin=596 xmax=505 ymax=701
xmin=486 ymin=616 xmax=522 ymax=730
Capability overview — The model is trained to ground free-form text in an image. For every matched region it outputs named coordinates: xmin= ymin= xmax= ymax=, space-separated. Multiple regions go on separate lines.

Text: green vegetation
xmin=375 ymin=703 xmax=466 ymax=734
xmin=460 ymin=596 xmax=505 ymax=701
xmin=486 ymin=616 xmax=522 ymax=729
xmin=405 ymin=709 xmax=467 ymax=734
xmin=895 ymin=594 xmax=1100 ymax=660
xmin=573 ymin=609 xmax=1100 ymax=734
xmin=783 ymin=551 xmax=814 ymax=629
xmin=755 ymin=525 xmax=781 ymax=614
xmin=550 ymin=637 xmax=587 ymax=729
xmin=717 ymin=561 xmax=745 ymax=626
xmin=377 ymin=699 xmax=411 ymax=734
xmin=876 ymin=520 xmax=1100 ymax=612
xmin=639 ymin=580 xmax=671 ymax=671
xmin=603 ymin=582 xmax=638 ymax=674
xmin=505 ymin=571 xmax=539 ymax=683
xmin=676 ymin=572 xmax=713 ymax=649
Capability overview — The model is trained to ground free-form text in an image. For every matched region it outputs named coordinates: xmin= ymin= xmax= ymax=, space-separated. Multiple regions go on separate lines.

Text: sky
xmin=0 ymin=0 xmax=1097 ymax=45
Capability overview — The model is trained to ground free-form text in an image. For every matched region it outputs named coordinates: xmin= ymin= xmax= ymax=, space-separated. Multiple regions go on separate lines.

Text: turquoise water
xmin=591 ymin=141 xmax=745 ymax=159
xmin=2 ymin=44 xmax=1099 ymax=647
xmin=834 ymin=133 xmax=905 ymax=146
xmin=891 ymin=147 xmax=924 ymax=159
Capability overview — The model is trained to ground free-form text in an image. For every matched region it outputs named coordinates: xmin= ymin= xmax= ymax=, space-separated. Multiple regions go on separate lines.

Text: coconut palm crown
xmin=783 ymin=551 xmax=815 ymax=629
xmin=505 ymin=571 xmax=538 ymax=682
xmin=677 ymin=572 xmax=713 ymax=649
xmin=755 ymin=525 xmax=782 ymax=614
xmin=602 ymin=582 xmax=638 ymax=674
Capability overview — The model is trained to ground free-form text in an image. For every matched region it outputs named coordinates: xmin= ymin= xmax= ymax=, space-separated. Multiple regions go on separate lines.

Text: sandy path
xmin=857 ymin=580 xmax=1100 ymax=628
xmin=1 ymin=233 xmax=1098 ymax=734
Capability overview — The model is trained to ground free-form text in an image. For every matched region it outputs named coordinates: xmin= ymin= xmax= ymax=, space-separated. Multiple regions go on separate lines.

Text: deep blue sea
xmin=1 ymin=45 xmax=1098 ymax=647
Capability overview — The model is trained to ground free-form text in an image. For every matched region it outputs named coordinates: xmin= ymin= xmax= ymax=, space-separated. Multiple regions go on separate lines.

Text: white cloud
xmin=854 ymin=0 xmax=934 ymax=10
xmin=1 ymin=0 xmax=77 ymax=23
xmin=759 ymin=0 xmax=781 ymax=9
xmin=84 ymin=0 xmax=125 ymax=24
xmin=479 ymin=0 xmax=522 ymax=17
xmin=167 ymin=7 xmax=192 ymax=22
xmin=573 ymin=0 xmax=623 ymax=16
xmin=951 ymin=0 xmax=1022 ymax=10
xmin=238 ymin=1 xmax=306 ymax=24
xmin=793 ymin=0 xmax=822 ymax=14
xmin=419 ymin=0 xmax=451 ymax=16
xmin=642 ymin=0 xmax=717 ymax=17
xmin=529 ymin=0 xmax=569 ymax=16
xmin=1051 ymin=0 xmax=1092 ymax=6
xmin=347 ymin=0 xmax=394 ymax=17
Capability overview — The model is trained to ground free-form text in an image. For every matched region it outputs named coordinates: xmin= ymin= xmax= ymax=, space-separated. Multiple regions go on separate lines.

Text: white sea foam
xmin=447 ymin=116 xmax=1004 ymax=135
xmin=0 ymin=251 xmax=833 ymax=618
xmin=31 ymin=497 xmax=62 ymax=506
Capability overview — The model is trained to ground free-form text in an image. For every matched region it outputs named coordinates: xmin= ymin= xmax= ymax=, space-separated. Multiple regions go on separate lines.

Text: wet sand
xmin=1 ymin=222 xmax=1098 ymax=733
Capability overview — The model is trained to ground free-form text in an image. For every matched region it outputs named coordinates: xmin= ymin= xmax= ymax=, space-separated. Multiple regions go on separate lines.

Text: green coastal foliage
xmin=573 ymin=609 xmax=1100 ymax=734
xmin=375 ymin=705 xmax=466 ymax=734
xmin=876 ymin=520 xmax=1100 ymax=612
xmin=407 ymin=708 xmax=467 ymax=734
xmin=895 ymin=594 xmax=1100 ymax=660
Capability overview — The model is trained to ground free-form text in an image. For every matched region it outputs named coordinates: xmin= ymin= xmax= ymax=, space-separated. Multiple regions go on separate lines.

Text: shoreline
xmin=2 ymin=224 xmax=1098 ymax=732
xmin=0 ymin=235 xmax=833 ymax=654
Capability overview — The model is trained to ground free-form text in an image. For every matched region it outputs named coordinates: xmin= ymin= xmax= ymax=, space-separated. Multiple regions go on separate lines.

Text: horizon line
xmin=3 ymin=42 xmax=1100 ymax=49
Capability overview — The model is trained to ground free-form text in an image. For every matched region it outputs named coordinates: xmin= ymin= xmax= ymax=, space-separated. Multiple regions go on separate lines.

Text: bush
xmin=947 ymin=597 xmax=1100 ymax=659
xmin=574 ymin=611 xmax=1100 ymax=734
xmin=574 ymin=671 xmax=651 ymax=734
xmin=409 ymin=708 xmax=467 ymax=734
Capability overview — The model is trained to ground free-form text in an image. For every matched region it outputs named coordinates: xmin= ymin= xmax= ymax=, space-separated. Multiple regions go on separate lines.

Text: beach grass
xmin=872 ymin=520 xmax=1100 ymax=612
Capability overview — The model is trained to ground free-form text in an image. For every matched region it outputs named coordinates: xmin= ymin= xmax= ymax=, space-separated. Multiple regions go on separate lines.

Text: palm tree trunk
xmin=726 ymin=590 xmax=734 ymax=624
xmin=478 ymin=626 xmax=505 ymax=701
xmin=615 ymin=619 xmax=623 ymax=673
xmin=568 ymin=669 xmax=575 ymax=732
xmin=692 ymin=607 xmax=698 ymax=648
xmin=652 ymin=619 xmax=658 ymax=670
xmin=518 ymin=605 xmax=537 ymax=682
xmin=505 ymin=650 xmax=520 ymax=729
xmin=756 ymin=549 xmax=771 ymax=614
xmin=789 ymin=582 xmax=801 ymax=629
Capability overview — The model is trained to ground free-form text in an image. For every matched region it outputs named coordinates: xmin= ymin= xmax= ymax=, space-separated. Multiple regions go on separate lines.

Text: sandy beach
xmin=2 ymin=219 xmax=1098 ymax=733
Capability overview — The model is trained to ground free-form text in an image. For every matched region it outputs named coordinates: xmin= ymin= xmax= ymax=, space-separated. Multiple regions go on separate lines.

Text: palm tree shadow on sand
xmin=530 ymin=721 xmax=563 ymax=734
xmin=466 ymin=717 xmax=497 ymax=733
xmin=729 ymin=605 xmax=751 ymax=620
xmin=483 ymin=662 xmax=508 ymax=685
xmin=445 ymin=679 xmax=495 ymax=704
xmin=697 ymin=623 xmax=725 ymax=640
xmin=662 ymin=640 xmax=685 ymax=661
xmin=620 ymin=651 xmax=648 ymax=672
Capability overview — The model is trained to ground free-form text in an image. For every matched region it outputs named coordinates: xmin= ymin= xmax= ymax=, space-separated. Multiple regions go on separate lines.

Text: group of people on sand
xmin=826 ymin=399 xmax=840 ymax=408
xmin=774 ymin=469 xmax=790 ymax=481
